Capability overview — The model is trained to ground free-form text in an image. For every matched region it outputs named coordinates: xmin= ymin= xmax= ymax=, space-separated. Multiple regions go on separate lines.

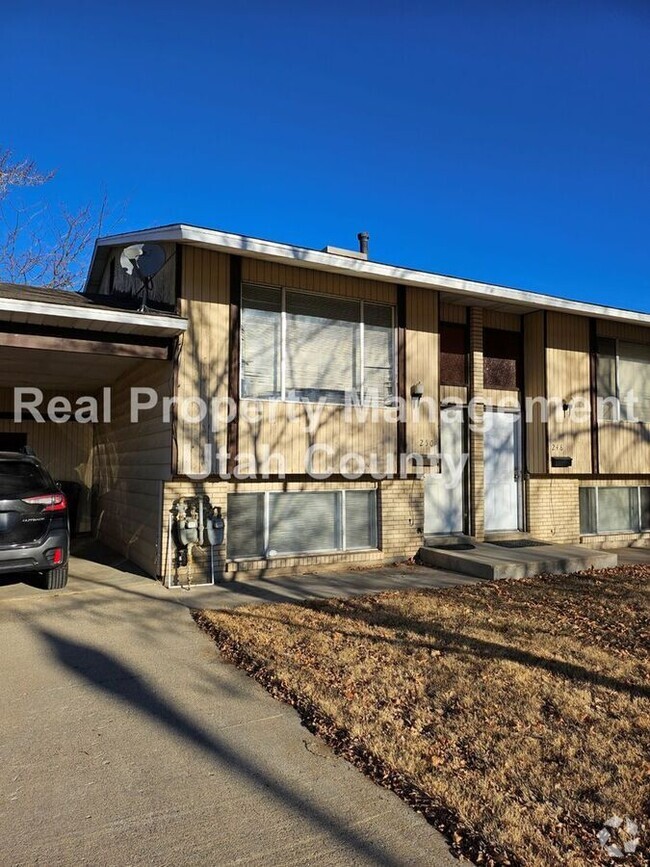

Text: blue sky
xmin=3 ymin=0 xmax=649 ymax=310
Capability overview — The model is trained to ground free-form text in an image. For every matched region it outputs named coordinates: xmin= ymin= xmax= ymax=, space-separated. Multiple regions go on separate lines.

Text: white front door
xmin=484 ymin=410 xmax=522 ymax=532
xmin=424 ymin=407 xmax=466 ymax=535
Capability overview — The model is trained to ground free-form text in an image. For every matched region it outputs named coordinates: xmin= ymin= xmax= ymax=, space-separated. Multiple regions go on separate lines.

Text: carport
xmin=0 ymin=282 xmax=186 ymax=574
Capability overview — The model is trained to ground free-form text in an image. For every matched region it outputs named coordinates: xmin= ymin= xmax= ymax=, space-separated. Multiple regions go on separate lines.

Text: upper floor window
xmin=241 ymin=284 xmax=395 ymax=405
xmin=440 ymin=322 xmax=468 ymax=386
xmin=597 ymin=338 xmax=650 ymax=422
xmin=483 ymin=328 xmax=522 ymax=390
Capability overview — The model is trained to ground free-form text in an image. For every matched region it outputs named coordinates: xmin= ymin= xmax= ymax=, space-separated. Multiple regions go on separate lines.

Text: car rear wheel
xmin=41 ymin=565 xmax=68 ymax=590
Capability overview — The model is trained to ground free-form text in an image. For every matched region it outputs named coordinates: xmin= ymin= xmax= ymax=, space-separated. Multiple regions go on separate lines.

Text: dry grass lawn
xmin=196 ymin=566 xmax=649 ymax=866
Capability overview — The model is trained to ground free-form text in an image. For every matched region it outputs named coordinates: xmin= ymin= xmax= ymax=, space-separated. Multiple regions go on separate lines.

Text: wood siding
xmin=0 ymin=389 xmax=94 ymax=531
xmin=92 ymin=359 xmax=173 ymax=575
xmin=546 ymin=312 xmax=592 ymax=474
xmin=483 ymin=310 xmax=522 ymax=331
xmin=405 ymin=287 xmax=438 ymax=456
xmin=175 ymin=247 xmax=231 ymax=477
xmin=523 ymin=311 xmax=547 ymax=474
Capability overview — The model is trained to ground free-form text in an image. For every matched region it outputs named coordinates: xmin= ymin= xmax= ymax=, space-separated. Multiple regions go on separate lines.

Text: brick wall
xmin=526 ymin=477 xmax=581 ymax=543
xmin=469 ymin=307 xmax=485 ymax=539
xmin=161 ymin=477 xmax=425 ymax=586
xmin=527 ymin=476 xmax=650 ymax=548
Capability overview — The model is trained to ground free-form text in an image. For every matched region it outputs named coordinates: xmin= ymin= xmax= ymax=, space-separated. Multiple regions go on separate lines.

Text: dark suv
xmin=0 ymin=452 xmax=69 ymax=589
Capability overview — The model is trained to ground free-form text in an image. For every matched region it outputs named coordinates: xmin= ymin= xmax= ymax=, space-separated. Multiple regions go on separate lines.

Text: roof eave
xmin=88 ymin=223 xmax=650 ymax=327
xmin=0 ymin=294 xmax=187 ymax=336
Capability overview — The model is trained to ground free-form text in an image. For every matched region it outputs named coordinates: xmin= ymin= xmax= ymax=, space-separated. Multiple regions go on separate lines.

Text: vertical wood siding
xmin=545 ymin=312 xmax=592 ymax=474
xmin=0 ymin=388 xmax=94 ymax=531
xmin=523 ymin=311 xmax=547 ymax=474
xmin=92 ymin=359 xmax=173 ymax=575
xmin=439 ymin=302 xmax=467 ymax=324
xmin=483 ymin=310 xmax=522 ymax=331
xmin=176 ymin=247 xmax=231 ymax=477
xmin=405 ymin=287 xmax=439 ymax=455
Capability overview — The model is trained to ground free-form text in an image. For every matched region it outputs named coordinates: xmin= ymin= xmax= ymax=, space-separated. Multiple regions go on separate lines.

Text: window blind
xmin=226 ymin=490 xmax=379 ymax=558
xmin=597 ymin=487 xmax=639 ymax=533
xmin=345 ymin=490 xmax=377 ymax=549
xmin=241 ymin=286 xmax=282 ymax=399
xmin=226 ymin=493 xmax=265 ymax=558
xmin=363 ymin=304 xmax=394 ymax=404
xmin=285 ymin=293 xmax=360 ymax=403
xmin=618 ymin=341 xmax=650 ymax=422
xmin=268 ymin=491 xmax=339 ymax=553
xmin=596 ymin=338 xmax=618 ymax=420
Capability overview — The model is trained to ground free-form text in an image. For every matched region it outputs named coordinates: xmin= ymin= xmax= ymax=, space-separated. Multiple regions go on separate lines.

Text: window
xmin=226 ymin=490 xmax=378 ymax=559
xmin=579 ymin=486 xmax=650 ymax=535
xmin=241 ymin=285 xmax=394 ymax=404
xmin=241 ymin=286 xmax=282 ymax=400
xmin=483 ymin=328 xmax=522 ymax=390
xmin=597 ymin=338 xmax=650 ymax=422
xmin=440 ymin=322 xmax=468 ymax=386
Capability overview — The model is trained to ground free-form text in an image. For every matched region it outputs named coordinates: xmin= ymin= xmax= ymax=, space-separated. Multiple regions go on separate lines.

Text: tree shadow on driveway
xmin=34 ymin=626 xmax=412 ymax=867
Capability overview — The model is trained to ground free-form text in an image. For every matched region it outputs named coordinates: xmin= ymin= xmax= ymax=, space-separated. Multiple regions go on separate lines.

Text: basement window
xmin=240 ymin=284 xmax=395 ymax=405
xmin=579 ymin=486 xmax=650 ymax=535
xmin=226 ymin=489 xmax=378 ymax=559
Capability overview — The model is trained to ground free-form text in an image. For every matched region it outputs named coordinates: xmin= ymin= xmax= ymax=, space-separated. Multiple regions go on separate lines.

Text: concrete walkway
xmin=0 ymin=555 xmax=461 ymax=867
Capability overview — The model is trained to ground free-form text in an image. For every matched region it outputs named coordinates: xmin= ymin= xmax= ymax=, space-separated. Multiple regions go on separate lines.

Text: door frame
xmin=424 ymin=403 xmax=470 ymax=536
xmin=483 ymin=406 xmax=525 ymax=533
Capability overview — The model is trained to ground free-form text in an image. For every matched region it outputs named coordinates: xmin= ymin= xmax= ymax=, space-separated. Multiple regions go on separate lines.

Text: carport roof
xmin=0 ymin=281 xmax=186 ymax=337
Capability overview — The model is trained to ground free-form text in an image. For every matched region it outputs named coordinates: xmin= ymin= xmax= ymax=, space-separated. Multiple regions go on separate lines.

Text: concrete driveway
xmin=0 ymin=555 xmax=459 ymax=867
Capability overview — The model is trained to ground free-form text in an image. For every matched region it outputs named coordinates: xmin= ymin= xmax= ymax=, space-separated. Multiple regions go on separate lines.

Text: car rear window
xmin=0 ymin=461 xmax=52 ymax=498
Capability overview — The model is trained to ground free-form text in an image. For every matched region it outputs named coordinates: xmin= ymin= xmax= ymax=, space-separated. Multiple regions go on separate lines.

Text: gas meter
xmin=206 ymin=506 xmax=225 ymax=547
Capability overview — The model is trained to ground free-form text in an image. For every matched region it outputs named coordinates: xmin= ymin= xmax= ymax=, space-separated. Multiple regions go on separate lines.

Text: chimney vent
xmin=357 ymin=232 xmax=369 ymax=256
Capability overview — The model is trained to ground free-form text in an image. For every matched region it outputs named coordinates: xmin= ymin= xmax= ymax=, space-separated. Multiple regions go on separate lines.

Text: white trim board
xmin=0 ymin=295 xmax=187 ymax=336
xmin=89 ymin=223 xmax=650 ymax=327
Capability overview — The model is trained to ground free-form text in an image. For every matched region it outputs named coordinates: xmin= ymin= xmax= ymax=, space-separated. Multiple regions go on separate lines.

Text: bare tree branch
xmin=0 ymin=147 xmax=119 ymax=291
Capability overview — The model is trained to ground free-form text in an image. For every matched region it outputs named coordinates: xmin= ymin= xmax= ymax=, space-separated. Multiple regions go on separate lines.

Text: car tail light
xmin=22 ymin=493 xmax=67 ymax=512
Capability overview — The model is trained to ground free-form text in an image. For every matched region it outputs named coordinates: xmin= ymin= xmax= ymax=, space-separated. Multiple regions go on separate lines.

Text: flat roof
xmin=87 ymin=223 xmax=650 ymax=327
xmin=0 ymin=281 xmax=187 ymax=337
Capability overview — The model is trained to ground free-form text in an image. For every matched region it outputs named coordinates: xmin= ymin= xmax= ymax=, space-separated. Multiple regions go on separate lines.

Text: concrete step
xmin=418 ymin=541 xmax=618 ymax=581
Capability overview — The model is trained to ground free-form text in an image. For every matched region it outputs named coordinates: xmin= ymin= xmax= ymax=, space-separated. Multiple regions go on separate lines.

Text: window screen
xmin=345 ymin=490 xmax=378 ymax=549
xmin=579 ymin=487 xmax=597 ymax=535
xmin=483 ymin=328 xmax=522 ymax=390
xmin=641 ymin=488 xmax=650 ymax=531
xmin=268 ymin=491 xmax=339 ymax=553
xmin=241 ymin=286 xmax=282 ymax=399
xmin=440 ymin=322 xmax=468 ymax=386
xmin=226 ymin=493 xmax=265 ymax=558
xmin=597 ymin=487 xmax=639 ymax=533
xmin=618 ymin=341 xmax=650 ymax=422
xmin=596 ymin=338 xmax=618 ymax=421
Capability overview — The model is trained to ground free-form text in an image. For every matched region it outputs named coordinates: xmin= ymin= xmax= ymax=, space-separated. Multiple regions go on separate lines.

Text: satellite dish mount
xmin=119 ymin=243 xmax=167 ymax=312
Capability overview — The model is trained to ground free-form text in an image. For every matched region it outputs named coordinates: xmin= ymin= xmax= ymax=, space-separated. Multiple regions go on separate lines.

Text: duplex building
xmin=1 ymin=224 xmax=648 ymax=585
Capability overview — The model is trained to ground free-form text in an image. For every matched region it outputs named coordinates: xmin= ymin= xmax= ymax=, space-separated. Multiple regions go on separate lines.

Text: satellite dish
xmin=120 ymin=242 xmax=166 ymax=278
xmin=119 ymin=242 xmax=167 ymax=312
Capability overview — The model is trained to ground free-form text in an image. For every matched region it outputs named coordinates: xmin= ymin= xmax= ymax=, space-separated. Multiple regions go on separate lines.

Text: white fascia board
xmin=94 ymin=224 xmax=650 ymax=327
xmin=0 ymin=295 xmax=187 ymax=334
